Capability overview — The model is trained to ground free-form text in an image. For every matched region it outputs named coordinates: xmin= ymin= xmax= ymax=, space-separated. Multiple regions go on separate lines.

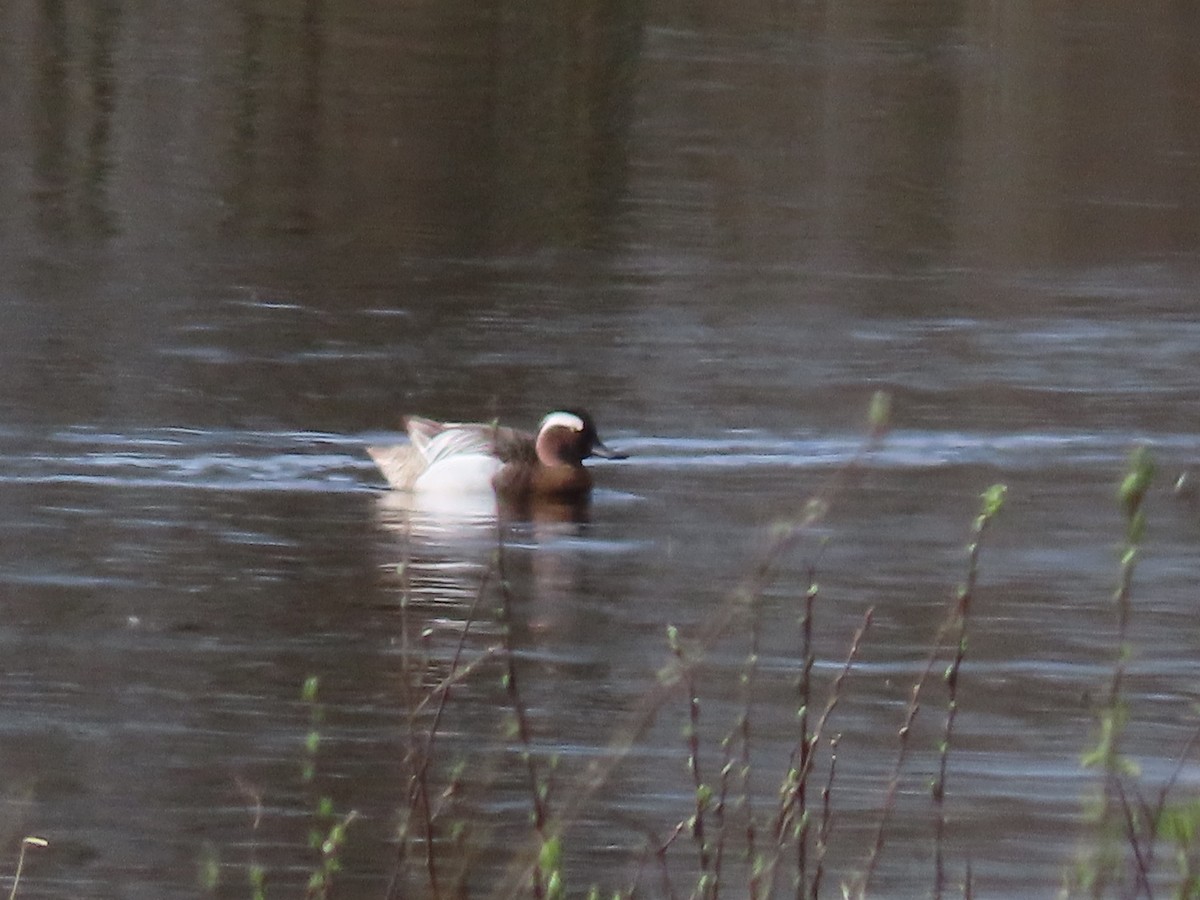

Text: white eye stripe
xmin=540 ymin=412 xmax=585 ymax=433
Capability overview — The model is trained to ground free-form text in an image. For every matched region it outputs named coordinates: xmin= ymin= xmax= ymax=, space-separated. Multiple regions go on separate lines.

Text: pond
xmin=1 ymin=2 xmax=1200 ymax=897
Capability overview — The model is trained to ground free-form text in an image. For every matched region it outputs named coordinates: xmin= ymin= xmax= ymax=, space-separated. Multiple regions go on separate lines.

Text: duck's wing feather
xmin=405 ymin=417 xmax=536 ymax=465
xmin=367 ymin=443 xmax=424 ymax=490
xmin=421 ymin=428 xmax=496 ymax=465
xmin=404 ymin=416 xmax=449 ymax=456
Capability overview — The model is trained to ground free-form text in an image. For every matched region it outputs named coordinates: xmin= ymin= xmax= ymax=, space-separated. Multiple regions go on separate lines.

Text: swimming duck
xmin=367 ymin=409 xmax=626 ymax=499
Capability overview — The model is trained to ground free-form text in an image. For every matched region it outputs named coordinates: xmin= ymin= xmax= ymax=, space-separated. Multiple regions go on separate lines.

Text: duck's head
xmin=535 ymin=410 xmax=627 ymax=466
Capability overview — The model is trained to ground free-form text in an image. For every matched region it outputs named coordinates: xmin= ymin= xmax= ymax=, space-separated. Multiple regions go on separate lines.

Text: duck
xmin=367 ymin=409 xmax=626 ymax=499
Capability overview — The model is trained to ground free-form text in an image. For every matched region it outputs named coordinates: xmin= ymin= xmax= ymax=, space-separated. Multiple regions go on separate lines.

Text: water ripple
xmin=0 ymin=426 xmax=1192 ymax=492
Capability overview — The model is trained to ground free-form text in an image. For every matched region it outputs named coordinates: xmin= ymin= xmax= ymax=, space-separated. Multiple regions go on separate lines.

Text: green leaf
xmin=1117 ymin=446 xmax=1156 ymax=519
xmin=302 ymin=676 xmax=319 ymax=703
xmin=980 ymin=483 xmax=1007 ymax=518
xmin=538 ymin=835 xmax=562 ymax=872
xmin=868 ymin=391 xmax=892 ymax=432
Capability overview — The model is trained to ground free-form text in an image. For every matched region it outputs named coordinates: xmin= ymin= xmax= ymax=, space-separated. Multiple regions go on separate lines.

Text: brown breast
xmin=494 ymin=462 xmax=593 ymax=499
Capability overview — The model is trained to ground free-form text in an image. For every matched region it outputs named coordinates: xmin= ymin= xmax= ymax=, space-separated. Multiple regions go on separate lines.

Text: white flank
xmin=414 ymin=453 xmax=502 ymax=494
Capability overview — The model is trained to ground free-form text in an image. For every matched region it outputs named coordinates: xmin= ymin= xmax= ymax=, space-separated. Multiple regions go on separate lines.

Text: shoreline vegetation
xmin=372 ymin=396 xmax=1198 ymax=898
xmin=12 ymin=394 xmax=1195 ymax=898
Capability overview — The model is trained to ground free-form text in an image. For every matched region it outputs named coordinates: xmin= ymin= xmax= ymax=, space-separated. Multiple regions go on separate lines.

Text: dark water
xmin=2 ymin=2 xmax=1200 ymax=897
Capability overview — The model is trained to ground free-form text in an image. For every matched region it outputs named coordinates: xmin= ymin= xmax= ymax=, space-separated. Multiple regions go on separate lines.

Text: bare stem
xmin=794 ymin=574 xmax=817 ymax=898
xmin=761 ymin=607 xmax=874 ymax=897
xmin=391 ymin=553 xmax=496 ymax=900
xmin=811 ymin=734 xmax=839 ymax=900
xmin=494 ymin=531 xmax=551 ymax=898
xmin=8 ymin=837 xmax=47 ymax=900
xmin=932 ymin=484 xmax=1005 ymax=900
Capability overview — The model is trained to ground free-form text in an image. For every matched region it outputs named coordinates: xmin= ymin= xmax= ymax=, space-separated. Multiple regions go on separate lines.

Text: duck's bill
xmin=591 ymin=441 xmax=628 ymax=460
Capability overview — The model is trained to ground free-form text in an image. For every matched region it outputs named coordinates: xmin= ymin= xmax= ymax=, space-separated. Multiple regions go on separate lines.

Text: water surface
xmin=2 ymin=2 xmax=1200 ymax=897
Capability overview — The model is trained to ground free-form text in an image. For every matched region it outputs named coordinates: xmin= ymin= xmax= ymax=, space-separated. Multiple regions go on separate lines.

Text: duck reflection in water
xmin=368 ymin=409 xmax=627 ymax=629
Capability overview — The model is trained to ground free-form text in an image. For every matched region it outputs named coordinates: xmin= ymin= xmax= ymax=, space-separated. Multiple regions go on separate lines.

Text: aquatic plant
xmin=1068 ymin=448 xmax=1154 ymax=897
xmin=931 ymin=483 xmax=1006 ymax=899
xmin=1060 ymin=447 xmax=1200 ymax=900
xmin=192 ymin=677 xmax=357 ymax=899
